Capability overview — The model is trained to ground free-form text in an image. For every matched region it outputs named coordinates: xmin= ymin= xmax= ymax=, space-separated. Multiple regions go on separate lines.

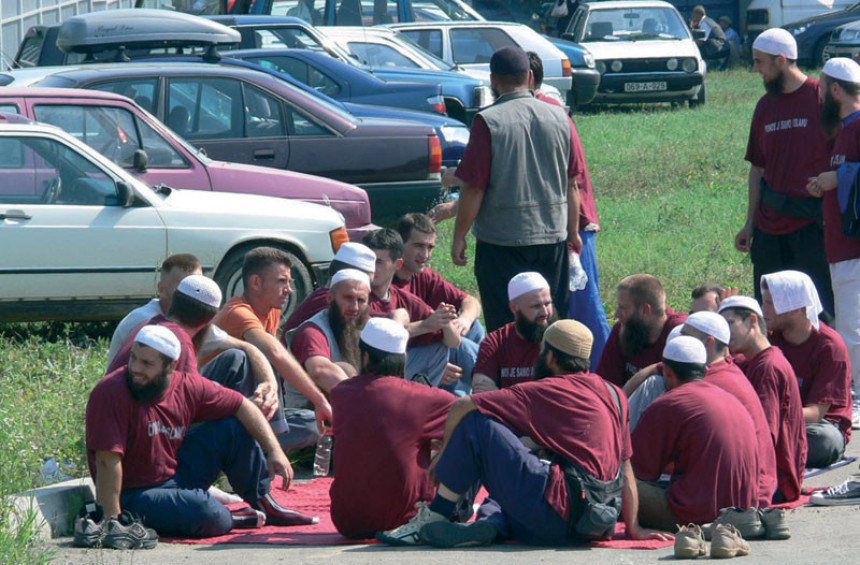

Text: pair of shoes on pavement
xmin=675 ymin=523 xmax=750 ymax=559
xmin=375 ymin=502 xmax=498 ymax=548
xmin=704 ymin=507 xmax=790 ymax=541
xmin=810 ymin=475 xmax=860 ymax=506
xmin=74 ymin=502 xmax=158 ymax=550
xmin=254 ymin=492 xmax=319 ymax=526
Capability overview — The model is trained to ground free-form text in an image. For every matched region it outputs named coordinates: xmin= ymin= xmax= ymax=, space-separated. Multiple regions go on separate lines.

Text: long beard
xmin=821 ymin=90 xmax=843 ymax=138
xmin=515 ymin=309 xmax=558 ymax=344
xmin=329 ymin=301 xmax=367 ymax=369
xmin=764 ymin=71 xmax=785 ymax=96
xmin=125 ymin=366 xmax=170 ymax=403
xmin=620 ymin=316 xmax=652 ymax=357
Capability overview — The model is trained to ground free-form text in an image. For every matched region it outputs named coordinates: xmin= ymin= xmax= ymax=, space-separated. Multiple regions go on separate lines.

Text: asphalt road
xmin=48 ymin=433 xmax=860 ymax=564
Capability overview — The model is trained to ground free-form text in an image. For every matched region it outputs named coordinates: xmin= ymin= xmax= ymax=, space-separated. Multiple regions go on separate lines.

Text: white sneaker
xmin=810 ymin=475 xmax=860 ymax=506
xmin=375 ymin=502 xmax=447 ymax=546
xmin=208 ymin=484 xmax=243 ymax=504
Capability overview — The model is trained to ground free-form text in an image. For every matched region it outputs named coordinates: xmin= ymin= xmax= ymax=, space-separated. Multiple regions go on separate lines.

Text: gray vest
xmin=284 ymin=309 xmax=343 ymax=409
xmin=472 ymin=89 xmax=571 ymax=246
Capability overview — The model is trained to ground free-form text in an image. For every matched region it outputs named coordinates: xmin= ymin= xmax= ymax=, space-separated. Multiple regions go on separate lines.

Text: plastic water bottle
xmin=312 ymin=428 xmax=333 ymax=477
xmin=569 ymin=251 xmax=588 ymax=291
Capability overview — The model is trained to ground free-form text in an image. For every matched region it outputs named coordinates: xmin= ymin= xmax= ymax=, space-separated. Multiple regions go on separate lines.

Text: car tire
xmin=214 ymin=244 xmax=314 ymax=325
xmin=689 ymin=79 xmax=706 ymax=108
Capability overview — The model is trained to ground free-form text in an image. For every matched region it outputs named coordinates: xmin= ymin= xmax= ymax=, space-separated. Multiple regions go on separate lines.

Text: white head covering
xmin=822 ymin=57 xmax=860 ymax=84
xmin=718 ymin=295 xmax=764 ymax=318
xmin=753 ymin=28 xmax=798 ymax=60
xmin=176 ymin=274 xmax=222 ymax=308
xmin=663 ymin=335 xmax=707 ymax=364
xmin=685 ymin=311 xmax=731 ymax=345
xmin=667 ymin=324 xmax=684 ymax=342
xmin=360 ymin=317 xmax=408 ymax=354
xmin=334 ymin=242 xmax=376 ymax=273
xmin=330 ymin=268 xmax=370 ymax=289
xmin=134 ymin=325 xmax=181 ymax=361
xmin=761 ymin=270 xmax=823 ymax=329
xmin=507 ymin=272 xmax=550 ymax=302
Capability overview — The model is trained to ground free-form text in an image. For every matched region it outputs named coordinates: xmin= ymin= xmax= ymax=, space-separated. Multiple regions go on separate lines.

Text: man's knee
xmin=806 ymin=422 xmax=845 ymax=468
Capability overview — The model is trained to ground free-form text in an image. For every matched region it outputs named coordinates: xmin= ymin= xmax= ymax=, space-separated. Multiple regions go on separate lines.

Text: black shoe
xmin=231 ymin=506 xmax=266 ymax=529
xmin=102 ymin=511 xmax=158 ymax=550
xmin=419 ymin=520 xmax=499 ymax=548
xmin=73 ymin=502 xmax=105 ymax=548
xmin=254 ymin=492 xmax=318 ymax=526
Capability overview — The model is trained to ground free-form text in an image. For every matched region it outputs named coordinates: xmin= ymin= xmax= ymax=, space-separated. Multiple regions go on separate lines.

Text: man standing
xmin=378 ymin=320 xmax=670 ymax=547
xmin=806 ymin=57 xmax=860 ymax=428
xmin=451 ymin=45 xmax=579 ymax=332
xmin=762 ymin=271 xmax=852 ymax=468
xmin=737 ymin=28 xmax=834 ymax=314
xmin=471 ymin=272 xmax=556 ymax=392
xmin=329 ymin=317 xmax=456 ymax=539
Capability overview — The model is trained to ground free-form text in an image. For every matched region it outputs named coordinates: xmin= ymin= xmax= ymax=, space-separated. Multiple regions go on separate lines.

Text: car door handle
xmin=0 ymin=210 xmax=32 ymax=220
xmin=254 ymin=149 xmax=276 ymax=159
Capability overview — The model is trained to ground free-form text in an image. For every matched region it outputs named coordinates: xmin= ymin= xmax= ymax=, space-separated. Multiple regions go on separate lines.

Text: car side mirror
xmin=116 ymin=180 xmax=135 ymax=208
xmin=692 ymin=29 xmax=706 ymax=40
xmin=133 ymin=149 xmax=148 ymax=173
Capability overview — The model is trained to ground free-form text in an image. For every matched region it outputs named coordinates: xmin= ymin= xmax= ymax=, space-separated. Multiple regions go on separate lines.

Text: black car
xmin=782 ymin=2 xmax=860 ymax=67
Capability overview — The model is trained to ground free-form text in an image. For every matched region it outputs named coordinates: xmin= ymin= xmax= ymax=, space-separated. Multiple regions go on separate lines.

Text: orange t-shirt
xmin=215 ymin=296 xmax=280 ymax=339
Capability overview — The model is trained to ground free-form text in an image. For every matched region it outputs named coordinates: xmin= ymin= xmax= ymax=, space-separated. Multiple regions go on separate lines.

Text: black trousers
xmin=475 ymin=240 xmax=569 ymax=333
xmin=751 ymin=222 xmax=834 ymax=316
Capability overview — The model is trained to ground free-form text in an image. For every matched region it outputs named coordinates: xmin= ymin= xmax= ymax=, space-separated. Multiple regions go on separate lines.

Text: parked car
xmin=0 ymin=86 xmax=376 ymax=240
xmin=3 ymin=62 xmax=444 ymax=226
xmin=782 ymin=2 xmax=860 ymax=66
xmin=747 ymin=0 xmax=855 ymax=48
xmin=824 ymin=17 xmax=860 ymax=60
xmin=561 ymin=1 xmax=705 ymax=106
xmin=0 ymin=116 xmax=346 ymax=322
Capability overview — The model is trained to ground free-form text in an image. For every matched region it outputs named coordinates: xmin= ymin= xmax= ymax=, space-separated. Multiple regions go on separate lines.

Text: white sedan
xmin=0 ymin=118 xmax=346 ymax=322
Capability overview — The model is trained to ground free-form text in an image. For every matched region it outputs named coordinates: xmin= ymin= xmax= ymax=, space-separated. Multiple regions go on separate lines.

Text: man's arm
xmin=471 ymin=373 xmax=499 ymax=393
xmin=222 ymin=334 xmax=279 ymax=419
xmin=94 ymin=451 xmax=123 ymax=519
xmin=736 ymin=165 xmax=763 ymax=253
xmin=304 ymin=355 xmax=350 ymax=393
xmin=623 ymin=363 xmax=660 ymax=397
xmin=451 ymin=183 xmax=484 ymax=266
xmin=567 ymin=177 xmax=582 ymax=253
xmin=622 ymin=459 xmax=674 ymax=541
xmin=235 ymin=397 xmax=294 ymax=489
xmin=803 ymin=403 xmax=830 ymax=424
xmin=452 ymin=295 xmax=482 ymax=337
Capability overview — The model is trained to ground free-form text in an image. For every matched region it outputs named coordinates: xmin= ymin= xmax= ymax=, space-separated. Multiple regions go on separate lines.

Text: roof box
xmin=57 ymin=9 xmax=240 ymax=54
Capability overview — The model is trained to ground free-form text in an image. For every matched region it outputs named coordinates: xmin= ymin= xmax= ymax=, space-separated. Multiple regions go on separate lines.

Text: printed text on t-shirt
xmin=764 ymin=118 xmax=809 ymax=133
xmin=147 ymin=420 xmax=185 ymax=440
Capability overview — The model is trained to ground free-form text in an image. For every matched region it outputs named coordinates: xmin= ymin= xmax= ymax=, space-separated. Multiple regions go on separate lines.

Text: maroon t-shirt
xmin=473 ymin=321 xmax=540 ymax=388
xmin=596 ymin=307 xmax=688 ymax=387
xmin=392 ymin=267 xmax=468 ymax=310
xmin=825 ymin=116 xmax=860 ymax=263
xmin=291 ymin=321 xmax=331 ymax=365
xmin=705 ymin=358 xmax=778 ymax=507
xmin=632 ymin=381 xmax=759 ymax=525
xmin=107 ymin=315 xmax=197 ymax=375
xmin=283 ymin=287 xmax=330 ymax=334
xmin=329 ymin=374 xmax=455 ymax=539
xmin=472 ymin=373 xmax=632 ymax=521
xmin=745 ymin=78 xmax=832 ymax=235
xmin=743 ymin=346 xmax=807 ymax=501
xmin=85 ymin=367 xmax=243 ymax=489
xmin=771 ymin=323 xmax=853 ymax=443
xmin=369 ymin=285 xmax=441 ymax=346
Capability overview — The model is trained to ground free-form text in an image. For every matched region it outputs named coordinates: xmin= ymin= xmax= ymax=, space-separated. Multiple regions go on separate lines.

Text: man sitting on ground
xmin=471 ymin=272 xmax=557 ymax=392
xmin=762 ymin=270 xmax=852 ymax=468
xmin=719 ymin=296 xmax=807 ymax=502
xmin=378 ymin=320 xmax=671 ymax=547
xmin=85 ymin=325 xmax=314 ymax=542
xmin=329 ymin=317 xmax=457 ymax=539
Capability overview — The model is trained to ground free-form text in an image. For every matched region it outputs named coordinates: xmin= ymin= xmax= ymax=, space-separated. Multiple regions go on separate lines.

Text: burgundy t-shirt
xmin=705 ymin=358 xmax=778 ymax=507
xmin=392 ymin=267 xmax=468 ymax=310
xmin=291 ymin=321 xmax=331 ymax=365
xmin=596 ymin=307 xmax=688 ymax=387
xmin=86 ymin=367 xmax=243 ymax=489
xmin=472 ymin=373 xmax=632 ymax=521
xmin=473 ymin=321 xmax=540 ymax=388
xmin=329 ymin=374 xmax=455 ymax=539
xmin=283 ymin=287 xmax=330 ymax=334
xmin=369 ymin=285 xmax=441 ymax=346
xmin=632 ymin=381 xmax=760 ymax=524
xmin=743 ymin=346 xmax=807 ymax=502
xmin=771 ymin=323 xmax=853 ymax=443
xmin=825 ymin=116 xmax=860 ymax=263
xmin=745 ymin=78 xmax=832 ymax=235
xmin=107 ymin=315 xmax=197 ymax=375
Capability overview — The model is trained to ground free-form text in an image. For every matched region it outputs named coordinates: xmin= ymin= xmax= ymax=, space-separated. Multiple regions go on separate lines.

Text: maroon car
xmin=0 ymin=87 xmax=377 ymax=239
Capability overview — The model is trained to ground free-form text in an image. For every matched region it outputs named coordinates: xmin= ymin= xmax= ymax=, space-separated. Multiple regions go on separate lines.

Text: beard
xmin=821 ymin=89 xmax=843 ymax=138
xmin=620 ymin=315 xmax=653 ymax=357
xmin=125 ymin=365 xmax=170 ymax=403
xmin=329 ymin=301 xmax=368 ymax=369
xmin=532 ymin=349 xmax=554 ymax=381
xmin=515 ymin=309 xmax=558 ymax=344
xmin=764 ymin=71 xmax=785 ymax=96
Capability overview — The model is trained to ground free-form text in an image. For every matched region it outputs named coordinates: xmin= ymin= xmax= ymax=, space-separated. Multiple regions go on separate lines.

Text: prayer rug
xmin=804 ymin=456 xmax=857 ymax=479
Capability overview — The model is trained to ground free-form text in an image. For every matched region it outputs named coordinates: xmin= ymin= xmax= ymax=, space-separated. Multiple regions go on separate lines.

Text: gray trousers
xmin=628 ymin=375 xmax=667 ymax=432
xmin=806 ymin=420 xmax=845 ymax=468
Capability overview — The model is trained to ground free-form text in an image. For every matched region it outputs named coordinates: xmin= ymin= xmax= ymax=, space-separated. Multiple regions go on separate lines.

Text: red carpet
xmin=163 ymin=477 xmax=672 ymax=549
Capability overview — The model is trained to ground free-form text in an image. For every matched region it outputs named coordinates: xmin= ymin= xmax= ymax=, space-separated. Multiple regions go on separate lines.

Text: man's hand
xmin=314 ymin=398 xmax=333 ymax=434
xmin=628 ymin=524 xmax=675 ymax=541
xmin=807 ymin=172 xmax=838 ymax=198
xmin=450 ymin=317 xmax=472 ymax=337
xmin=267 ymin=447 xmax=294 ymax=490
xmin=423 ymin=303 xmax=458 ymax=333
xmin=451 ymin=237 xmax=468 ymax=266
xmin=568 ymin=231 xmax=583 ymax=254
xmin=441 ymin=363 xmax=463 ymax=386
xmin=429 ymin=200 xmax=458 ymax=223
xmin=734 ymin=224 xmax=753 ymax=253
xmin=719 ymin=286 xmax=739 ymax=301
xmin=251 ymin=382 xmax=279 ymax=421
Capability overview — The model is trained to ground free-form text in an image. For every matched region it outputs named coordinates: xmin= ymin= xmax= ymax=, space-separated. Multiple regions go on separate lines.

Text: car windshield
xmin=223 ymin=26 xmax=330 ymax=54
xmin=395 ymin=33 xmax=453 ymax=70
xmin=410 ymin=0 xmax=479 ymax=21
xmin=582 ymin=7 xmax=690 ymax=42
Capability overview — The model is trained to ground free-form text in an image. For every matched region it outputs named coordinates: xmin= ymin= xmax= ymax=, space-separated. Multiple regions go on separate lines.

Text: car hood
xmin=343 ymin=101 xmax=466 ymax=128
xmin=784 ymin=7 xmax=853 ymax=27
xmin=370 ymin=66 xmax=483 ymax=87
xmin=584 ymin=40 xmax=699 ymax=60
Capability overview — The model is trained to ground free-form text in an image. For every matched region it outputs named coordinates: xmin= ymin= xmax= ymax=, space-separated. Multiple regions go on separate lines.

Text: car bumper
xmin=823 ymin=43 xmax=860 ymax=62
xmin=594 ymin=71 xmax=704 ymax=103
xmin=357 ymin=179 xmax=446 ymax=226
xmin=570 ymin=68 xmax=601 ymax=106
xmin=542 ymin=75 xmax=574 ymax=96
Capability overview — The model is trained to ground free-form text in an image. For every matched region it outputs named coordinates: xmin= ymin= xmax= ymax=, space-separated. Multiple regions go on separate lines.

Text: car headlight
xmin=667 ymin=58 xmax=679 ymax=71
xmin=843 ymin=29 xmax=860 ymax=41
xmin=682 ymin=58 xmax=698 ymax=73
xmin=440 ymin=125 xmax=470 ymax=146
xmin=583 ymin=51 xmax=595 ymax=69
xmin=473 ymin=85 xmax=494 ymax=108
xmin=610 ymin=60 xmax=623 ymax=72
xmin=596 ymin=60 xmax=607 ymax=74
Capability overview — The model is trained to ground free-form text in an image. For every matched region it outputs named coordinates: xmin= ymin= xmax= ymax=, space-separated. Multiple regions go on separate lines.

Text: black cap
xmin=490 ymin=46 xmax=530 ymax=75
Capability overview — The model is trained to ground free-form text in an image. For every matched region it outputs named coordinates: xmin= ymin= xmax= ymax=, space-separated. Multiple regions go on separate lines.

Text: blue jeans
xmin=120 ymin=417 xmax=270 ymax=538
xmin=569 ymin=230 xmax=611 ymax=371
xmin=443 ymin=335 xmax=480 ymax=397
xmin=406 ymin=341 xmax=449 ymax=386
xmin=435 ymin=412 xmax=571 ymax=546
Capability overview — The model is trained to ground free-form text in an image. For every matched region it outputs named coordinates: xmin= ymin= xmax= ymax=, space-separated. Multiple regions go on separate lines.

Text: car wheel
xmin=689 ymin=79 xmax=706 ymax=108
xmin=815 ymin=38 xmax=829 ymax=67
xmin=214 ymin=245 xmax=314 ymax=326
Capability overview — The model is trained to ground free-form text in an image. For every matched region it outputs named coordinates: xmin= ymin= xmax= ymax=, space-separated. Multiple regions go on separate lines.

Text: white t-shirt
xmin=106 ymin=299 xmax=164 ymax=366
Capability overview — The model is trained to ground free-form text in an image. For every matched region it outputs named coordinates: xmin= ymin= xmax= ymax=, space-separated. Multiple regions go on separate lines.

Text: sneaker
xmin=809 ymin=475 xmax=860 ymax=506
xmin=419 ymin=519 xmax=499 ymax=548
xmin=711 ymin=507 xmax=763 ymax=540
xmin=375 ymin=501 xmax=446 ymax=546
xmin=758 ymin=507 xmax=790 ymax=540
xmin=254 ymin=492 xmax=319 ymax=526
xmin=208 ymin=484 xmax=243 ymax=505
xmin=231 ymin=506 xmax=266 ymax=529
xmin=673 ymin=523 xmax=707 ymax=559
xmin=73 ymin=502 xmax=105 ymax=548
xmin=102 ymin=511 xmax=158 ymax=550
xmin=710 ymin=524 xmax=750 ymax=559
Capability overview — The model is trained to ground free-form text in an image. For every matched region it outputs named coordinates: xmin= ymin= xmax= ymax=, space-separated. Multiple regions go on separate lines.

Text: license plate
xmin=624 ymin=81 xmax=668 ymax=92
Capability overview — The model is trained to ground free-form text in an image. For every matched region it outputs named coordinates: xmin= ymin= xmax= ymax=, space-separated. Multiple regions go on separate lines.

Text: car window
xmin=329 ymin=0 xmax=399 ymax=25
xmin=583 ymin=7 xmax=690 ymax=42
xmin=450 ymin=28 xmax=517 ymax=64
xmin=347 ymin=41 xmax=420 ymax=68
xmin=89 ymin=79 xmax=160 ymax=114
xmin=240 ymin=27 xmax=329 ymax=53
xmin=167 ymin=77 xmax=243 ymax=140
xmin=0 ymin=135 xmax=118 ymax=206
xmin=270 ymin=0 xmax=327 ymax=25
xmin=410 ymin=0 xmax=479 ymax=22
xmin=15 ymin=33 xmax=44 ymax=68
xmin=399 ymin=29 xmax=443 ymax=59
xmin=0 ymin=103 xmax=20 ymax=114
xmin=243 ymin=84 xmax=288 ymax=138
xmin=249 ymin=56 xmax=342 ymax=97
xmin=33 ymin=104 xmax=139 ymax=166
xmin=285 ymin=103 xmax=331 ymax=136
